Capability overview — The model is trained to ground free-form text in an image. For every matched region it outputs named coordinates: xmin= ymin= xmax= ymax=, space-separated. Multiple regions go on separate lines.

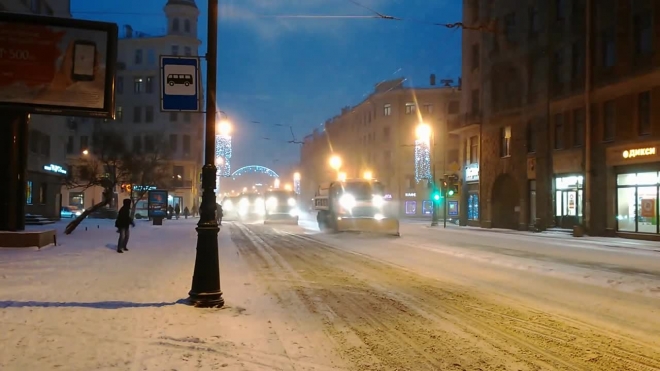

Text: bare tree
xmin=64 ymin=130 xmax=129 ymax=235
xmin=123 ymin=138 xmax=172 ymax=218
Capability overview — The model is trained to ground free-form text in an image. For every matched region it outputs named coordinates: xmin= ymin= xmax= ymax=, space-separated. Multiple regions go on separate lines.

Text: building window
xmin=573 ymin=107 xmax=585 ymax=146
xmin=66 ymin=136 xmax=74 ymax=154
xmin=172 ymin=18 xmax=179 ymax=32
xmin=448 ymin=101 xmax=459 ymax=114
xmin=134 ymin=77 xmax=143 ymax=93
xmin=116 ymin=76 xmax=124 ymax=94
xmin=144 ymin=136 xmax=155 ymax=152
xmin=170 ymin=112 xmax=178 ymax=122
xmin=145 ymin=76 xmax=154 ymax=93
xmin=184 ymin=19 xmax=191 ymax=33
xmin=423 ymin=104 xmax=433 ymax=114
xmin=133 ymin=136 xmax=142 ymax=152
xmin=147 ymin=50 xmax=156 ymax=65
xmin=639 ymin=91 xmax=651 ymax=135
xmin=405 ymin=103 xmax=415 ymax=114
xmin=602 ymin=27 xmax=616 ymax=67
xmin=422 ymin=201 xmax=433 ymax=215
xmin=183 ymin=134 xmax=191 ymax=154
xmin=554 ymin=113 xmax=564 ymax=149
xmin=405 ymin=201 xmax=417 ymax=215
xmin=184 ymin=47 xmax=192 ymax=56
xmin=633 ymin=12 xmax=653 ymax=56
xmin=26 ymin=181 xmax=33 ymax=205
xmin=500 ymin=126 xmax=511 ymax=157
xmin=39 ymin=183 xmax=47 ymax=205
xmin=571 ymin=41 xmax=584 ymax=80
xmin=471 ymin=89 xmax=480 ymax=114
xmin=170 ymin=134 xmax=178 ymax=152
xmin=116 ymin=106 xmax=123 ymax=122
xmin=556 ymin=0 xmax=566 ymax=20
xmin=616 ymin=172 xmax=659 ymax=234
xmin=504 ymin=12 xmax=516 ymax=43
xmin=383 ymin=104 xmax=391 ymax=116
xmin=552 ymin=48 xmax=564 ymax=87
xmin=80 ymin=136 xmax=89 ymax=152
xmin=526 ymin=121 xmax=536 ymax=153
xmin=145 ymin=106 xmax=154 ymax=123
xmin=133 ymin=106 xmax=142 ymax=123
xmin=383 ymin=126 xmax=390 ymax=141
xmin=469 ymin=135 xmax=479 ymax=163
xmin=69 ymin=192 xmax=84 ymax=209
xmin=134 ymin=49 xmax=143 ymax=64
xmin=172 ymin=45 xmax=179 ymax=55
xmin=529 ymin=6 xmax=540 ymax=37
xmin=603 ymin=100 xmax=615 ymax=141
xmin=471 ymin=43 xmax=479 ymax=70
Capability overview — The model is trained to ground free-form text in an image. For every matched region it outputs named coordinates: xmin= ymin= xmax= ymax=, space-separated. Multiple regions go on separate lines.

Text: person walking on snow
xmin=115 ymin=199 xmax=135 ymax=253
xmin=183 ymin=206 xmax=189 ymax=219
xmin=175 ymin=204 xmax=181 ymax=220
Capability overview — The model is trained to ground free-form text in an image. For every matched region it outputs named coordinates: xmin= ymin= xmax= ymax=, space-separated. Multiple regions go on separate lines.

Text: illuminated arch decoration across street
xmin=231 ymin=165 xmax=280 ymax=179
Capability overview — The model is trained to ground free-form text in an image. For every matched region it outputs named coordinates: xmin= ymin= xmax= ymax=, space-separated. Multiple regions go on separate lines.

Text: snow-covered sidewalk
xmin=0 ymin=219 xmax=344 ymax=371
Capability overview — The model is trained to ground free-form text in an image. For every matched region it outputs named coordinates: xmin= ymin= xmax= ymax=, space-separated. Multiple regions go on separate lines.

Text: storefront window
xmin=555 ymin=175 xmax=583 ymax=228
xmin=467 ymin=193 xmax=479 ymax=220
xmin=69 ymin=192 xmax=84 ymax=208
xmin=422 ymin=200 xmax=433 ymax=215
xmin=616 ymin=172 xmax=659 ymax=234
xmin=405 ymin=201 xmax=417 ymax=215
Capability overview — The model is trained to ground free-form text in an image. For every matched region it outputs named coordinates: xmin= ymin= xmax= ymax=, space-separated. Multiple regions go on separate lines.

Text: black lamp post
xmin=187 ymin=0 xmax=224 ymax=308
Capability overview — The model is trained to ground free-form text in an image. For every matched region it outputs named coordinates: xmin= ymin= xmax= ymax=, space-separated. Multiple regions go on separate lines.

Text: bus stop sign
xmin=160 ymin=56 xmax=200 ymax=112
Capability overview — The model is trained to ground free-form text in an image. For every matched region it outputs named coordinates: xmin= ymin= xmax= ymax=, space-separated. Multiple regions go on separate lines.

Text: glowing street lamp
xmin=217 ymin=119 xmax=232 ymax=136
xmin=338 ymin=172 xmax=347 ymax=181
xmin=329 ymin=155 xmax=342 ymax=170
xmin=363 ymin=171 xmax=373 ymax=180
xmin=82 ymin=149 xmax=89 ymax=156
xmin=415 ymin=123 xmax=432 ymax=143
xmin=284 ymin=183 xmax=292 ymax=191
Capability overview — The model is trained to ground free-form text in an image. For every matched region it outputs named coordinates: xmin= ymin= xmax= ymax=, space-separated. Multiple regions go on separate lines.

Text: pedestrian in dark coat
xmin=183 ymin=206 xmax=189 ymax=219
xmin=115 ymin=199 xmax=135 ymax=253
xmin=174 ymin=204 xmax=181 ymax=219
xmin=216 ymin=202 xmax=223 ymax=225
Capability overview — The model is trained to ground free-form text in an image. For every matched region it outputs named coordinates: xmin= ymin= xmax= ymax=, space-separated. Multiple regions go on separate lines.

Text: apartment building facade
xmin=300 ymin=78 xmax=461 ymax=217
xmin=0 ymin=0 xmax=72 ymax=220
xmin=62 ymin=0 xmax=204 ymax=212
xmin=464 ymin=0 xmax=660 ymax=239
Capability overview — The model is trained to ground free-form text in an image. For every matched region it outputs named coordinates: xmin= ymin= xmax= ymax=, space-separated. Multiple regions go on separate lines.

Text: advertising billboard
xmin=148 ymin=190 xmax=168 ymax=219
xmin=0 ymin=13 xmax=118 ymax=118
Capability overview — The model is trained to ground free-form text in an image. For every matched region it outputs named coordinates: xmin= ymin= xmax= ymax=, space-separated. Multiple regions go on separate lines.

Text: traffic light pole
xmin=443 ymin=182 xmax=447 ymax=229
xmin=431 ymin=162 xmax=438 ymax=226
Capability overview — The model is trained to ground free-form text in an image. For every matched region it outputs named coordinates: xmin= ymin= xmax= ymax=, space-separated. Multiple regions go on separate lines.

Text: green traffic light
xmin=433 ymin=194 xmax=440 ymax=201
xmin=447 ymin=190 xmax=455 ymax=196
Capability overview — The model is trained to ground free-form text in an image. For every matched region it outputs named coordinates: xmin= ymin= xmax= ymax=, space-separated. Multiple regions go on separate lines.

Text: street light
xmin=82 ymin=149 xmax=89 ymax=156
xmin=284 ymin=183 xmax=292 ymax=191
xmin=188 ymin=0 xmax=223 ymax=308
xmin=329 ymin=155 xmax=342 ymax=170
xmin=293 ymin=172 xmax=301 ymax=181
xmin=338 ymin=172 xmax=347 ymax=181
xmin=363 ymin=170 xmax=373 ymax=180
xmin=217 ymin=119 xmax=231 ymax=136
xmin=416 ymin=122 xmax=438 ymax=227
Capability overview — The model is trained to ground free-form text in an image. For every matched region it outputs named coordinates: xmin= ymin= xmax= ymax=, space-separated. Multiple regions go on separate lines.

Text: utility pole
xmin=188 ymin=0 xmax=224 ymax=308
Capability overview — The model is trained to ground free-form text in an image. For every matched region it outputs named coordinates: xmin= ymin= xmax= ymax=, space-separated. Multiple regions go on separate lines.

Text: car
xmin=264 ymin=189 xmax=299 ymax=224
xmin=60 ymin=206 xmax=82 ymax=219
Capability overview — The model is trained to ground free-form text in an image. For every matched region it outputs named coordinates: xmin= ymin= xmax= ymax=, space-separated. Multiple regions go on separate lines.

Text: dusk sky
xmin=71 ymin=0 xmax=462 ymax=174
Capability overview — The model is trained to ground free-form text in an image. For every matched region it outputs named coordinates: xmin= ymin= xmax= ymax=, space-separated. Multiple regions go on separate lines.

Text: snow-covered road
xmin=1 ymin=217 xmax=660 ymax=370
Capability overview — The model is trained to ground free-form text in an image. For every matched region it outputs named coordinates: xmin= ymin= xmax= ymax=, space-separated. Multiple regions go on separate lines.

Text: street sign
xmin=160 ymin=56 xmax=200 ymax=112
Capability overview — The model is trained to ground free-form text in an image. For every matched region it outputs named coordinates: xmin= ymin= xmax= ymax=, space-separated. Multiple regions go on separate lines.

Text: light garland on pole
xmin=414 ymin=139 xmax=431 ymax=183
xmin=293 ymin=172 xmax=301 ymax=195
xmin=215 ymin=135 xmax=232 ymax=177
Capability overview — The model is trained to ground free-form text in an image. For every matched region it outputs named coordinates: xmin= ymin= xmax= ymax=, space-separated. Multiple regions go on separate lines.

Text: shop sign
xmin=384 ymin=194 xmax=393 ymax=200
xmin=465 ymin=163 xmax=479 ymax=182
xmin=43 ymin=163 xmax=67 ymax=175
xmin=405 ymin=192 xmax=416 ymax=197
xmin=622 ymin=147 xmax=656 ymax=159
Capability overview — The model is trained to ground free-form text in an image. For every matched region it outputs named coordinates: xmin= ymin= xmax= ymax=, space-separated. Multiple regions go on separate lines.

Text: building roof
xmin=166 ymin=0 xmax=197 ymax=8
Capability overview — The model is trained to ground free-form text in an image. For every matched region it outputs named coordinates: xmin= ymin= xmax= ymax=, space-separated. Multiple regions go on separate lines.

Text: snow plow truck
xmin=314 ymin=178 xmax=400 ymax=236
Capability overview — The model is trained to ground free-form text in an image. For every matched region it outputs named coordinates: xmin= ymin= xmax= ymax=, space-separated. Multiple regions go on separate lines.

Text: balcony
xmin=447 ymin=111 xmax=482 ymax=133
